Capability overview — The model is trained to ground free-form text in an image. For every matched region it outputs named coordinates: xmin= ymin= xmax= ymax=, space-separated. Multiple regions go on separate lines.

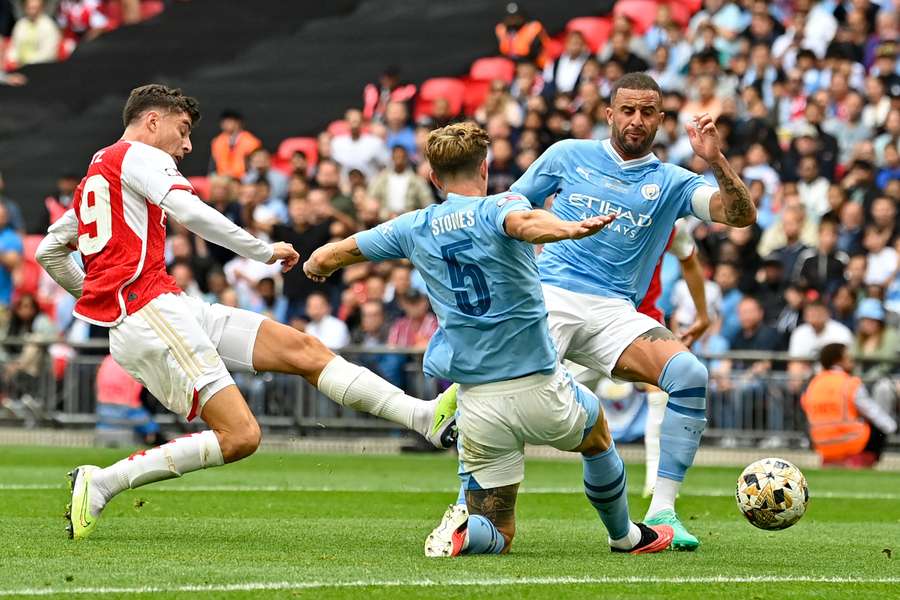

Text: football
xmin=735 ymin=458 xmax=809 ymax=530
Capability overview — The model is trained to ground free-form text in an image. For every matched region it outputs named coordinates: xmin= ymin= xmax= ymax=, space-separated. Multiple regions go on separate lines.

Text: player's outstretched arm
xmin=35 ymin=209 xmax=85 ymax=298
xmin=304 ymin=237 xmax=368 ymax=282
xmin=160 ymin=189 xmax=299 ymax=271
xmin=504 ymin=209 xmax=615 ymax=244
xmin=685 ymin=114 xmax=756 ymax=228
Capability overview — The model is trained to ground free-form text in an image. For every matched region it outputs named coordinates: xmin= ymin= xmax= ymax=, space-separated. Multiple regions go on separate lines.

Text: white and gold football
xmin=735 ymin=458 xmax=809 ymax=530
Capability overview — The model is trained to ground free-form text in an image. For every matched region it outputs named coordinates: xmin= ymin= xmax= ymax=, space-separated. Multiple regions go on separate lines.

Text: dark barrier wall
xmin=0 ymin=0 xmax=601 ymax=232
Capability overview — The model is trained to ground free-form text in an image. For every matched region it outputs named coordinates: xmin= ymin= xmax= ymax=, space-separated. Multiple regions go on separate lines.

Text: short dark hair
xmin=819 ymin=343 xmax=847 ymax=369
xmin=610 ymin=72 xmax=661 ymax=103
xmin=123 ymin=84 xmax=201 ymax=128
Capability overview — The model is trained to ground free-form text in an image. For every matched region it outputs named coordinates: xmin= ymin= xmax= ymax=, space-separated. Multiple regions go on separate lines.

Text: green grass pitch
xmin=1 ymin=446 xmax=898 ymax=599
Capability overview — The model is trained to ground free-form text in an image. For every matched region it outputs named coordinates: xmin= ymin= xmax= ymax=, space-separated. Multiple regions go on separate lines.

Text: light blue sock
xmin=463 ymin=514 xmax=506 ymax=554
xmin=455 ymin=481 xmax=466 ymax=506
xmin=582 ymin=443 xmax=631 ymax=541
xmin=657 ymin=352 xmax=708 ymax=483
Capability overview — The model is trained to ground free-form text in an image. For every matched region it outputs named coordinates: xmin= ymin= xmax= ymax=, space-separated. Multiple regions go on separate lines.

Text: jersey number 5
xmin=440 ymin=240 xmax=491 ymax=317
xmin=78 ymin=175 xmax=113 ymax=255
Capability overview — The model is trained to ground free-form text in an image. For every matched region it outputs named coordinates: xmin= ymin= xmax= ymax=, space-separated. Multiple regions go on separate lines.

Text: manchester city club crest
xmin=640 ymin=183 xmax=661 ymax=200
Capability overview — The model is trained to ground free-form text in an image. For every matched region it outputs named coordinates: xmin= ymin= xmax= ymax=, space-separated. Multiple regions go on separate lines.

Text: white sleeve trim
xmin=160 ymin=189 xmax=274 ymax=263
xmin=36 ymin=210 xmax=84 ymax=298
xmin=690 ymin=185 xmax=717 ymax=223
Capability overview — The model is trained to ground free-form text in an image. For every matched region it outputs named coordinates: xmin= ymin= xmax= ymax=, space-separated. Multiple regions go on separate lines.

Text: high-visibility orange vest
xmin=210 ymin=130 xmax=262 ymax=180
xmin=495 ymin=21 xmax=549 ymax=68
xmin=801 ymin=369 xmax=870 ymax=461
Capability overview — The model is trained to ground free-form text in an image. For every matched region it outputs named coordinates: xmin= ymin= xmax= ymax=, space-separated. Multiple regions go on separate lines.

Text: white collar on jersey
xmin=600 ymin=139 xmax=659 ymax=170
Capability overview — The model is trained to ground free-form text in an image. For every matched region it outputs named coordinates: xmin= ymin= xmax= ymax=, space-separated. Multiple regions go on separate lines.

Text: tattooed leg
xmin=612 ymin=327 xmax=688 ymax=384
xmin=464 ymin=484 xmax=519 ymax=554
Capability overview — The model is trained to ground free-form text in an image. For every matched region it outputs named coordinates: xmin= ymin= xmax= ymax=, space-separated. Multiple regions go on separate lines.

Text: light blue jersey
xmin=355 ymin=192 xmax=557 ymax=384
xmin=511 ymin=138 xmax=717 ymax=305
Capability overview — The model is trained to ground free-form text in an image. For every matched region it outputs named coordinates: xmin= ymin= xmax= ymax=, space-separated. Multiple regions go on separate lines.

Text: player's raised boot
xmin=426 ymin=384 xmax=459 ymax=449
xmin=65 ymin=466 xmax=103 ymax=540
xmin=644 ymin=508 xmax=699 ymax=550
xmin=424 ymin=503 xmax=469 ymax=557
xmin=611 ymin=522 xmax=674 ymax=554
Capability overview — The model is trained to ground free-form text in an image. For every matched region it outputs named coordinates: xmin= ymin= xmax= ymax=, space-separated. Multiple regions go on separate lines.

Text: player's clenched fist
xmin=268 ymin=242 xmax=300 ymax=272
xmin=570 ymin=214 xmax=616 ymax=239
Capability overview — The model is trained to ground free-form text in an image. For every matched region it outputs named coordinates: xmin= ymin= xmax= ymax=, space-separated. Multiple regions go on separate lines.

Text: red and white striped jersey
xmin=72 ymin=140 xmax=192 ymax=326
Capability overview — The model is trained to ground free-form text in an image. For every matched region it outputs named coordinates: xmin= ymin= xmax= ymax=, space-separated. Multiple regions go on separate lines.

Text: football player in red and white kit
xmin=36 ymin=84 xmax=457 ymax=540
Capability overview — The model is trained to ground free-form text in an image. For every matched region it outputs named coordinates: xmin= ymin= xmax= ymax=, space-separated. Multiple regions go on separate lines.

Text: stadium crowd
xmin=1 ymin=0 xmax=899 ymax=433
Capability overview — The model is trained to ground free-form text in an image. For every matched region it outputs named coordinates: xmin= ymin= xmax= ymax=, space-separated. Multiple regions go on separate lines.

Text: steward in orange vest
xmin=495 ymin=5 xmax=549 ymax=68
xmin=801 ymin=343 xmax=896 ymax=466
xmin=210 ymin=110 xmax=262 ymax=180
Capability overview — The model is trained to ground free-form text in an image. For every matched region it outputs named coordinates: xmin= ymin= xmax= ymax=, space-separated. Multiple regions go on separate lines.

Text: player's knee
xmin=287 ymin=331 xmax=333 ymax=375
xmin=660 ymin=352 xmax=708 ymax=410
xmin=220 ymin=419 xmax=262 ymax=462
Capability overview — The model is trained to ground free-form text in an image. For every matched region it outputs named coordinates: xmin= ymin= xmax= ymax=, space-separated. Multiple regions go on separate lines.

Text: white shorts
xmin=457 ymin=364 xmax=599 ymax=490
xmin=543 ymin=284 xmax=661 ymax=380
xmin=108 ymin=293 xmax=266 ymax=420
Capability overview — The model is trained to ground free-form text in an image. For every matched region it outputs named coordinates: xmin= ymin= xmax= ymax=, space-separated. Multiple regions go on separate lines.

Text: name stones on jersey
xmin=431 ymin=210 xmax=475 ymax=236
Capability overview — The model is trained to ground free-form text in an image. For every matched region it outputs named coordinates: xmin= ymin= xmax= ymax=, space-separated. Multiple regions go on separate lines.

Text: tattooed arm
xmin=685 ymin=112 xmax=756 ymax=228
xmin=466 ymin=483 xmax=519 ymax=552
xmin=706 ymin=157 xmax=756 ymax=227
xmin=303 ymin=237 xmax=368 ymax=282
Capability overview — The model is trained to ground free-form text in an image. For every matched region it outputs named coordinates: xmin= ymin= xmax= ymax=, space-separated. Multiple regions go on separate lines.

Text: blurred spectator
xmin=795 ymin=215 xmax=849 ymax=298
xmin=485 ymin=137 xmax=521 ymax=196
xmin=682 ymin=75 xmax=723 ymax=123
xmin=331 ymin=109 xmax=389 ymax=180
xmin=310 ymin=169 xmax=356 ymax=230
xmin=796 ymin=156 xmax=831 ymax=222
xmin=852 ymin=298 xmax=899 ymax=371
xmin=824 ymin=91 xmax=873 ymax=166
xmin=272 ymin=196 xmax=335 ymax=320
xmin=494 ymin=3 xmax=549 ymax=68
xmin=801 ymin=343 xmax=896 ymax=467
xmin=0 ymin=203 xmax=23 ymax=310
xmin=475 ymin=80 xmax=523 ymax=128
xmin=57 ymin=0 xmax=108 ymax=43
xmin=714 ymin=261 xmax=743 ymax=343
xmin=243 ymin=148 xmax=289 ymax=202
xmin=304 ymin=291 xmax=349 ymax=349
xmin=763 ymin=203 xmax=812 ymax=279
xmin=368 ymin=145 xmax=432 ymax=219
xmin=350 ymin=300 xmax=406 ymax=388
xmin=388 ymin=289 xmax=437 ymax=349
xmin=383 ymin=101 xmax=417 ymax=156
xmin=169 ymin=260 xmax=203 ymax=299
xmin=35 ymin=172 xmax=80 ymax=233
xmin=95 ymin=354 xmax=163 ymax=447
xmin=862 ymin=225 xmax=898 ymax=286
xmin=8 ymin=0 xmax=61 ymax=67
xmin=210 ymin=110 xmax=262 ymax=180
xmin=790 ymin=300 xmax=855 ymax=359
xmin=543 ymin=30 xmax=590 ymax=95
xmin=600 ymin=30 xmax=649 ymax=73
xmin=0 ymin=172 xmax=25 ymax=233
xmin=363 ymin=66 xmax=416 ymax=122
xmin=837 ymin=201 xmax=866 ymax=255
xmin=1 ymin=293 xmax=56 ymax=404
xmin=249 ymin=277 xmax=288 ymax=324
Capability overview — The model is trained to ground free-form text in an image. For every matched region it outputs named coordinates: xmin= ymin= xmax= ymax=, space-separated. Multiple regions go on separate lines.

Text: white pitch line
xmin=2 ymin=576 xmax=899 ymax=597
xmin=2 ymin=483 xmax=899 ymax=501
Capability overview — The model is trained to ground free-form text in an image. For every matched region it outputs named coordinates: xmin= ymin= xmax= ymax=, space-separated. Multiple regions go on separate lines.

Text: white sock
xmin=609 ymin=522 xmax=642 ymax=550
xmin=646 ymin=476 xmax=680 ymax=519
xmin=317 ymin=356 xmax=431 ymax=435
xmin=644 ymin=390 xmax=668 ymax=492
xmin=90 ymin=430 xmax=224 ymax=516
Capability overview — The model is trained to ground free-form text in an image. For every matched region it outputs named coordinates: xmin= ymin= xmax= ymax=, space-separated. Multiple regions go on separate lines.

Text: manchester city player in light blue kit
xmin=304 ymin=122 xmax=674 ymax=557
xmin=487 ymin=72 xmax=755 ymax=550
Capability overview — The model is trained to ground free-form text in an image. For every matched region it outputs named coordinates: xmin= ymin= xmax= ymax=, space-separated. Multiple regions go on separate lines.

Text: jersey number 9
xmin=78 ymin=175 xmax=113 ymax=255
xmin=441 ymin=240 xmax=491 ymax=317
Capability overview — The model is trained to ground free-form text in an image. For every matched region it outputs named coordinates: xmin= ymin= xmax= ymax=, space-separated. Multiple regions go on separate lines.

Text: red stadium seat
xmin=414 ymin=77 xmax=466 ymax=121
xmin=469 ymin=57 xmax=516 ymax=84
xmin=140 ymin=1 xmax=165 ymax=21
xmin=273 ymin=137 xmax=318 ymax=174
xmin=544 ymin=33 xmax=565 ymax=61
xmin=187 ymin=176 xmax=209 ymax=201
xmin=665 ymin=1 xmax=694 ymax=27
xmin=613 ymin=0 xmax=660 ymax=35
xmin=462 ymin=78 xmax=490 ymax=116
xmin=565 ymin=16 xmax=613 ymax=53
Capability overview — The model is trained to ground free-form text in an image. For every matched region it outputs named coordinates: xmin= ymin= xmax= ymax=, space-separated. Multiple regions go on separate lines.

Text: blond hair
xmin=424 ymin=122 xmax=490 ymax=180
